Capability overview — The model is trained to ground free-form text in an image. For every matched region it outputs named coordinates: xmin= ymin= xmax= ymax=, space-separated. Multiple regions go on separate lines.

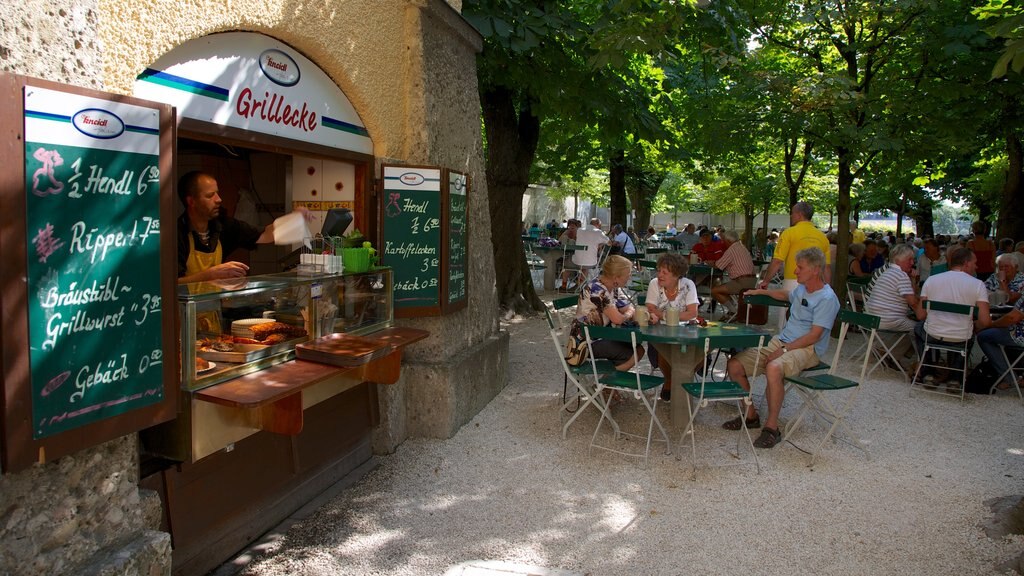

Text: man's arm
xmin=975 ymin=300 xmax=991 ymax=331
xmin=177 ymin=261 xmax=250 ymax=284
xmin=758 ymin=258 xmax=783 ymax=289
xmin=744 ymin=287 xmax=789 ymax=301
xmin=992 ymin=308 xmax=1024 ymax=329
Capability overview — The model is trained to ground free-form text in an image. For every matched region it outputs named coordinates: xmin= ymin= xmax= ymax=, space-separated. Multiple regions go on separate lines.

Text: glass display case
xmin=178 ymin=268 xmax=393 ymax=390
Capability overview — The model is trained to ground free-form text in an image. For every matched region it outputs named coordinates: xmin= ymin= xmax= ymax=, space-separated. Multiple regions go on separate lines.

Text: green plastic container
xmin=342 ymin=247 xmax=373 ymax=273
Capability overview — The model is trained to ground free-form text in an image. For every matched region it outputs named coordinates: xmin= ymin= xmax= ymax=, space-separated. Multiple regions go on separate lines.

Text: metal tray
xmin=197 ymin=336 xmax=308 ymax=363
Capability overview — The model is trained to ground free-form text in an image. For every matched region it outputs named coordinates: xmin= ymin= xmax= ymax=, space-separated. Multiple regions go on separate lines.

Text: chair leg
xmin=680 ymin=394 xmax=699 ymax=479
xmin=805 ymin=391 xmax=869 ymax=467
xmin=995 ymin=347 xmax=1024 ymax=404
xmin=740 ymin=397 xmax=761 ymax=474
xmin=564 ymin=378 xmax=619 ymax=440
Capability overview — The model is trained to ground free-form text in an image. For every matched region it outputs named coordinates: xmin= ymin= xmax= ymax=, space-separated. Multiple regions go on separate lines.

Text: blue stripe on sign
xmin=322 ymin=115 xmax=370 ymax=137
xmin=137 ymin=68 xmax=230 ymax=100
xmin=125 ymin=124 xmax=160 ymax=135
xmin=25 ymin=110 xmax=71 ymax=123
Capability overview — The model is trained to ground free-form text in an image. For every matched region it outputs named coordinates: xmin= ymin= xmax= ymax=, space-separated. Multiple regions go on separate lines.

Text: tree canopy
xmin=465 ymin=0 xmax=1024 ymax=312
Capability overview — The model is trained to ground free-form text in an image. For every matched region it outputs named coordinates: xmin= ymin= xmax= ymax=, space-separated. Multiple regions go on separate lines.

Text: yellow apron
xmin=185 ymin=234 xmax=223 ymax=334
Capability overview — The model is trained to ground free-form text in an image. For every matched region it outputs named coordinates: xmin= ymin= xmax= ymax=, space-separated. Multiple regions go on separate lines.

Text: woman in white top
xmin=645 ymin=252 xmax=699 ymax=400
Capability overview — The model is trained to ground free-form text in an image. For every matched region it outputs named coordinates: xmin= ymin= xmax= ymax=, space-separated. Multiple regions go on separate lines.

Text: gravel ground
xmin=239 ymin=308 xmax=1024 ymax=576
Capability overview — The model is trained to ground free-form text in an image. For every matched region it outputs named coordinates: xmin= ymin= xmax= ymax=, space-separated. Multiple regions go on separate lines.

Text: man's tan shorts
xmin=733 ymin=336 xmax=819 ymax=378
xmin=720 ymin=275 xmax=757 ymax=294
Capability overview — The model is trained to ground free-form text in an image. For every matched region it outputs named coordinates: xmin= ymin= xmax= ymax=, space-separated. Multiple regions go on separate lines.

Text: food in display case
xmin=178 ymin=269 xmax=393 ymax=390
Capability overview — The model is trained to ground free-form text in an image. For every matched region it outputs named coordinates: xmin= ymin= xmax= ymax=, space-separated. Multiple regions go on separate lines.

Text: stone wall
xmin=1 ymin=0 xmax=171 ymax=573
xmin=0 ymin=437 xmax=169 ymax=575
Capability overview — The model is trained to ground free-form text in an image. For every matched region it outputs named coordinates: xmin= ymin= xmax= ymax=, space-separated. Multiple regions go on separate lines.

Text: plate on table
xmin=231 ymin=318 xmax=273 ymax=339
xmin=197 ymin=360 xmax=217 ymax=373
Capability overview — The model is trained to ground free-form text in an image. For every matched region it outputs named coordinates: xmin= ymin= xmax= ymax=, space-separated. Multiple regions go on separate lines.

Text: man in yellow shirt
xmin=758 ymin=202 xmax=831 ymax=329
xmin=851 ymin=220 xmax=866 ymax=244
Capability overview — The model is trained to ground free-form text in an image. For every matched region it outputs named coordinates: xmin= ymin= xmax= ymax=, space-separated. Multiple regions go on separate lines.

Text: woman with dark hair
xmin=968 ymin=220 xmax=996 ymax=282
xmin=644 ymin=252 xmax=699 ymax=400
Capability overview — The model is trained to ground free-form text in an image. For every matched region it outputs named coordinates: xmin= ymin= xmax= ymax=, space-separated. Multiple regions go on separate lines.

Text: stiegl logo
xmin=71 ymin=108 xmax=125 ymax=140
xmin=259 ymin=49 xmax=300 ymax=87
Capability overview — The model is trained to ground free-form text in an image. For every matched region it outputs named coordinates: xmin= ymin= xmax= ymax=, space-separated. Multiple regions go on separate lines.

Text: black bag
xmin=965 ymin=359 xmax=1000 ymax=395
xmin=565 ymin=319 xmax=590 ymax=366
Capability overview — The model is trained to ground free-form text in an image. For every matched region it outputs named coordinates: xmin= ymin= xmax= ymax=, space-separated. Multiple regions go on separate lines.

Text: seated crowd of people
xmin=558 ymin=213 xmax=1024 ymax=455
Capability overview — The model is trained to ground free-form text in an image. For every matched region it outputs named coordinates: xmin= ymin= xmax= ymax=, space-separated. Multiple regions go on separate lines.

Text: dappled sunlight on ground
xmin=240 ymin=304 xmax=1024 ymax=576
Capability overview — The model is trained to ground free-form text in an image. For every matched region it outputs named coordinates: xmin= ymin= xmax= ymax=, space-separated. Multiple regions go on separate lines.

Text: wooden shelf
xmin=191 ymin=326 xmax=430 ymax=437
xmin=195 ymin=360 xmax=351 ymax=409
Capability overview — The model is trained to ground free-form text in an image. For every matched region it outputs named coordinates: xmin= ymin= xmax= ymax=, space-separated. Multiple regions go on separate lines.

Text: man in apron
xmin=177 ymin=171 xmax=278 ymax=333
xmin=176 ymin=171 xmax=270 ymax=285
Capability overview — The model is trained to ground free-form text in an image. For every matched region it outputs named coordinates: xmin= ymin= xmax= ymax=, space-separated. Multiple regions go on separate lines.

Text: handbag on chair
xmin=565 ymin=319 xmax=590 ymax=366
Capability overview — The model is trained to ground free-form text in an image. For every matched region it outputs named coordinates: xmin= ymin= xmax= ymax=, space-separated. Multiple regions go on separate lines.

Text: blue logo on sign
xmin=259 ymin=49 xmax=301 ymax=87
xmin=71 ymin=108 xmax=125 ymax=140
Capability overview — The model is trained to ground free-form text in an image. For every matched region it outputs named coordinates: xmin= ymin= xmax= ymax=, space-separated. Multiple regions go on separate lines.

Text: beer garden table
xmin=635 ymin=322 xmax=771 ymax=430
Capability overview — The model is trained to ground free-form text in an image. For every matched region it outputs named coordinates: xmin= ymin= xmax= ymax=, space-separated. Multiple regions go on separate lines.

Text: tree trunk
xmin=834 ymin=151 xmax=854 ymax=309
xmin=913 ymin=203 xmax=935 ymax=239
xmin=482 ymin=86 xmax=544 ymax=314
xmin=896 ymin=190 xmax=907 ymax=238
xmin=997 ymin=128 xmax=1024 ymax=241
xmin=609 ymin=149 xmax=627 ymax=228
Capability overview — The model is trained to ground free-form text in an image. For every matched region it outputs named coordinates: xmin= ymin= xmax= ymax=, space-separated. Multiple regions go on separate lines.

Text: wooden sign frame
xmin=442 ymin=169 xmax=469 ymax=314
xmin=379 ymin=164 xmax=470 ymax=318
xmin=0 ymin=73 xmax=178 ymax=473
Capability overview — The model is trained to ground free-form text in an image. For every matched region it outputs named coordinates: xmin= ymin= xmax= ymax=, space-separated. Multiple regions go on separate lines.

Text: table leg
xmin=543 ymin=253 xmax=560 ymax=291
xmin=654 ymin=342 xmax=699 ymax=431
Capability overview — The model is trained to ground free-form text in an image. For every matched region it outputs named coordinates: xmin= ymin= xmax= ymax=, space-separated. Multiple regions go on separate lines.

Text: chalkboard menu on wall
xmin=445 ymin=171 xmax=468 ymax=310
xmin=23 ymin=86 xmax=164 ymax=439
xmin=381 ymin=166 xmax=443 ymax=315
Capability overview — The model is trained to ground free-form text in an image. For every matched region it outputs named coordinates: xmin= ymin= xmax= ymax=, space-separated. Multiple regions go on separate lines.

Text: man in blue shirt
xmin=722 ymin=247 xmax=840 ymax=448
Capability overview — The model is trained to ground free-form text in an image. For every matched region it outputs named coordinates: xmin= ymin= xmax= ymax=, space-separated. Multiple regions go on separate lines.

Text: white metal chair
xmin=783 ymin=308 xmax=875 ymax=466
xmin=909 ymin=300 xmax=976 ymax=401
xmin=546 ymin=298 xmax=619 ymax=439
xmin=679 ymin=333 xmax=765 ymax=477
xmin=992 ymin=344 xmax=1024 ymax=403
xmin=557 ymin=243 xmax=588 ymax=292
xmin=583 ymin=324 xmax=671 ymax=466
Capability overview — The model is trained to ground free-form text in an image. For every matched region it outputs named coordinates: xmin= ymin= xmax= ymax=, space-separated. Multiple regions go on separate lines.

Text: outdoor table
xmin=532 ymin=245 xmax=582 ymax=291
xmin=638 ymin=322 xmax=771 ymax=430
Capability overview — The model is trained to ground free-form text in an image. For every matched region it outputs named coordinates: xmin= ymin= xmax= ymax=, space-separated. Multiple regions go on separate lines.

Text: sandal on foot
xmin=722 ymin=415 xmax=760 ymax=431
xmin=753 ymin=427 xmax=781 ymax=449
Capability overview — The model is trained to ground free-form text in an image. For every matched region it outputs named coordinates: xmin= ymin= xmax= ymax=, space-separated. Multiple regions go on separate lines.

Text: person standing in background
xmin=968 ymin=220 xmax=996 ymax=282
xmin=757 ymin=202 xmax=831 ymax=329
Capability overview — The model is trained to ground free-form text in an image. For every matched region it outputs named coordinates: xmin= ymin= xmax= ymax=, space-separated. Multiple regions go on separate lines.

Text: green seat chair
xmin=547 ymin=295 xmax=618 ymax=438
xmin=583 ymin=324 xmax=671 ymax=466
xmin=679 ymin=333 xmax=766 ymax=477
xmin=782 ymin=308 xmax=876 ymax=466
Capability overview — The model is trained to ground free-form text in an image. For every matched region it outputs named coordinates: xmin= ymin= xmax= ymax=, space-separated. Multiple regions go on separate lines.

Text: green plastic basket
xmin=342 ymin=247 xmax=373 ymax=273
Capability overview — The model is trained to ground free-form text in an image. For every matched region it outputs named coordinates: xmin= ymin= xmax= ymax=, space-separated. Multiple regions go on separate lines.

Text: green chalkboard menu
xmin=446 ymin=171 xmax=468 ymax=310
xmin=381 ymin=166 xmax=443 ymax=315
xmin=23 ymin=86 xmax=164 ymax=439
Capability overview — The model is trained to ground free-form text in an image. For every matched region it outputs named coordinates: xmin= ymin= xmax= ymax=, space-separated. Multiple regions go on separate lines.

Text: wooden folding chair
xmin=782 ymin=308 xmax=874 ymax=466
